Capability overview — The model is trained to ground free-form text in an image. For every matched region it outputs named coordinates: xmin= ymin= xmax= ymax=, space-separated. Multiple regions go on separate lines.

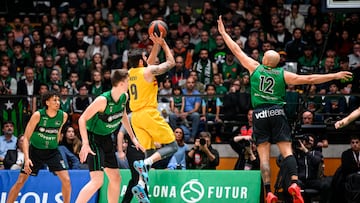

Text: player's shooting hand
xmin=79 ymin=144 xmax=96 ymax=163
xmin=217 ymin=16 xmax=226 ymax=35
xmin=336 ymin=71 xmax=353 ymax=80
xmin=149 ymin=33 xmax=165 ymax=46
xmin=23 ymin=159 xmax=33 ymax=175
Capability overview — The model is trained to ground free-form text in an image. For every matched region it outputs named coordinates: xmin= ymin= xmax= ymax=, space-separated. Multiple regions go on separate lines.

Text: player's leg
xmin=122 ymin=146 xmax=146 ymax=203
xmin=55 ymin=170 xmax=71 ymax=203
xmin=277 ymin=141 xmax=304 ymax=203
xmin=257 ymin=142 xmax=278 ymax=203
xmin=6 ymin=173 xmax=29 ymax=203
xmin=104 ymin=168 xmax=121 ymax=203
xmin=76 ymin=171 xmax=104 ymax=203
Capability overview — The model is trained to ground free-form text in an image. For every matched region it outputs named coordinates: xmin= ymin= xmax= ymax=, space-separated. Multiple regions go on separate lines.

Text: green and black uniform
xmin=250 ymin=65 xmax=291 ymax=144
xmin=86 ymin=91 xmax=127 ymax=171
xmin=26 ymin=108 xmax=66 ymax=175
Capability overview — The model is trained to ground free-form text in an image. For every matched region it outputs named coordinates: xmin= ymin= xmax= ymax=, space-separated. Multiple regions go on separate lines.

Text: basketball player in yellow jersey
xmin=128 ymin=33 xmax=178 ymax=202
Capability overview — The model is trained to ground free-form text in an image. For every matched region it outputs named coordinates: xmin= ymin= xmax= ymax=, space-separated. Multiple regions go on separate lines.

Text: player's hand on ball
xmin=149 ymin=33 xmax=165 ymax=46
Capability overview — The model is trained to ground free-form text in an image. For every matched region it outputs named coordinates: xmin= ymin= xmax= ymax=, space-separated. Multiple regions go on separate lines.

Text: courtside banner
xmin=0 ymin=170 xmax=97 ymax=203
xmin=100 ymin=170 xmax=261 ymax=203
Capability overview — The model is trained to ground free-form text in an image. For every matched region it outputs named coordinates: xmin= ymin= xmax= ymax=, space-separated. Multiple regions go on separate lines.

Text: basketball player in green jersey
xmin=6 ymin=91 xmax=71 ymax=203
xmin=218 ymin=15 xmax=353 ymax=203
xmin=75 ymin=70 xmax=143 ymax=203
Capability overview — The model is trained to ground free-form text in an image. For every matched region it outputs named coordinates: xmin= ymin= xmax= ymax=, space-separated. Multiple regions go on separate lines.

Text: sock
xmin=264 ymin=183 xmax=271 ymax=194
xmin=144 ymin=158 xmax=153 ymax=167
xmin=138 ymin=179 xmax=146 ymax=188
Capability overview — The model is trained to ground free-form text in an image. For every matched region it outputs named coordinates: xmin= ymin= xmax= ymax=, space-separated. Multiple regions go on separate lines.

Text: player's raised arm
xmin=146 ymin=33 xmax=175 ymax=76
xmin=217 ymin=15 xmax=259 ymax=74
xmin=284 ymin=71 xmax=353 ymax=85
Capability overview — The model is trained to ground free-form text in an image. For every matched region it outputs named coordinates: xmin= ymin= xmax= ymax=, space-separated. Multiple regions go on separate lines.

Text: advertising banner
xmin=100 ymin=170 xmax=261 ymax=203
xmin=0 ymin=170 xmax=97 ymax=203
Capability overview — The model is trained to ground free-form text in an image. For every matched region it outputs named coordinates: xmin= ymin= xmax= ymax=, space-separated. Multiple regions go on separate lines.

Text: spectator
xmin=298 ymin=45 xmax=319 ymax=75
xmin=330 ymin=135 xmax=360 ymax=203
xmin=348 ymin=42 xmax=360 ymax=70
xmin=48 ymin=69 xmax=63 ymax=90
xmin=185 ymin=70 xmax=205 ymax=93
xmin=222 ymin=50 xmax=243 ymax=82
xmin=334 ymin=29 xmax=353 ymax=58
xmin=211 ymin=34 xmax=227 ymax=68
xmin=341 ymin=135 xmax=360 ymax=177
xmin=285 ymin=28 xmax=307 ymax=62
xmin=0 ymin=65 xmax=17 ymax=95
xmin=32 ymin=83 xmax=49 ymax=113
xmin=58 ymin=25 xmax=77 ymax=53
xmin=167 ymin=55 xmax=189 ymax=87
xmin=76 ymin=48 xmax=91 ymax=83
xmin=303 ymin=84 xmax=323 ymax=114
xmin=74 ymin=30 xmax=89 ymax=53
xmin=158 ymin=78 xmax=172 ymax=103
xmin=212 ymin=73 xmax=227 ymax=97
xmin=101 ymin=26 xmax=117 ymax=49
xmin=284 ymin=2 xmax=305 ymax=33
xmin=0 ymin=121 xmax=17 ymax=169
xmin=86 ymin=34 xmax=110 ymax=64
xmin=60 ymin=86 xmax=73 ymax=117
xmin=4 ymin=135 xmax=25 ymax=170
xmin=222 ymin=79 xmax=250 ymax=122
xmin=83 ymin=25 xmax=96 ymax=45
xmin=324 ymin=81 xmax=347 ymax=122
xmin=169 ymin=77 xmax=201 ymax=142
xmin=285 ymin=84 xmax=300 ymax=122
xmin=64 ymin=71 xmax=80 ymax=96
xmin=169 ymin=86 xmax=189 ymax=135
xmin=110 ymin=29 xmax=130 ymax=69
xmin=200 ymin=84 xmax=223 ymax=141
xmin=88 ymin=70 xmax=108 ymax=96
xmin=193 ymin=30 xmax=216 ymax=58
xmin=43 ymin=36 xmax=58 ymax=59
xmin=294 ymin=133 xmax=331 ymax=203
xmin=59 ymin=126 xmax=82 ymax=169
xmin=167 ymin=127 xmax=189 ymax=170
xmin=186 ymin=131 xmax=219 ymax=169
xmin=193 ymin=49 xmax=218 ymax=85
xmin=71 ymin=83 xmax=93 ymax=130
xmin=68 ymin=6 xmax=84 ymax=31
xmin=172 ymin=38 xmax=193 ymax=70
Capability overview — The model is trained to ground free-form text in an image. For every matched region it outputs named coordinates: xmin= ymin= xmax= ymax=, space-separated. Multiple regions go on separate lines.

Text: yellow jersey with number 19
xmin=128 ymin=67 xmax=158 ymax=112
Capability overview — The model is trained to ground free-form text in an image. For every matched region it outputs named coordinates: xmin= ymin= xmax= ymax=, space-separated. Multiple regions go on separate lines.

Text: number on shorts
xmin=130 ymin=84 xmax=138 ymax=100
xmin=259 ymin=75 xmax=274 ymax=94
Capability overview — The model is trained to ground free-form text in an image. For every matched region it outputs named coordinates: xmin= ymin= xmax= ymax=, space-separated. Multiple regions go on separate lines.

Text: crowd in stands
xmin=0 ymin=1 xmax=360 ymax=201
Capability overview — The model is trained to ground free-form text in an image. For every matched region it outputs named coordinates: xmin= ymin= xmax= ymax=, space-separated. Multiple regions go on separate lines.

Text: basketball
xmin=148 ymin=20 xmax=168 ymax=37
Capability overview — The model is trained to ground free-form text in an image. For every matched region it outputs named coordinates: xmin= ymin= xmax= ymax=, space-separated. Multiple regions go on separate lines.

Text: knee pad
xmin=157 ymin=141 xmax=178 ymax=159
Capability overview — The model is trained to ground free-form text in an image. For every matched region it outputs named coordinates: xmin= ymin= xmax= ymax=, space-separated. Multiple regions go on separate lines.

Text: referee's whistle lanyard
xmin=353 ymin=151 xmax=360 ymax=167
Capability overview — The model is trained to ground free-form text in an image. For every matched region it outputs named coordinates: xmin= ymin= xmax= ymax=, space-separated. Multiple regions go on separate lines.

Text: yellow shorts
xmin=131 ymin=108 xmax=175 ymax=150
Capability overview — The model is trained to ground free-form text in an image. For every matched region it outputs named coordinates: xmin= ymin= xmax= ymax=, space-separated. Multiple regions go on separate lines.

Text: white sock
xmin=144 ymin=158 xmax=153 ymax=166
xmin=138 ymin=179 xmax=146 ymax=188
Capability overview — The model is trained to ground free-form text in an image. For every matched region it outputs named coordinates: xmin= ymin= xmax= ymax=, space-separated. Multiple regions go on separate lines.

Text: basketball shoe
xmin=288 ymin=183 xmax=304 ymax=203
xmin=134 ymin=160 xmax=149 ymax=184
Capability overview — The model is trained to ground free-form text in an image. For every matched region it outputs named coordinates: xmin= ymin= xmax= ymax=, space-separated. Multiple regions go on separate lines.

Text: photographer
xmin=296 ymin=110 xmax=328 ymax=151
xmin=230 ymin=109 xmax=260 ymax=170
xmin=186 ymin=132 xmax=219 ymax=170
xmin=294 ymin=134 xmax=331 ymax=203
